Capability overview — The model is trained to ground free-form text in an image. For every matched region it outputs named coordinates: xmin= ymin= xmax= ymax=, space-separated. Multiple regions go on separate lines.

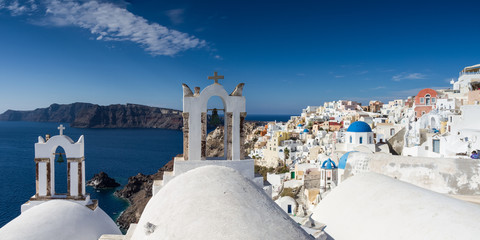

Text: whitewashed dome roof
xmin=0 ymin=200 xmax=121 ymax=240
xmin=131 ymin=165 xmax=312 ymax=240
xmin=311 ymin=173 xmax=480 ymax=240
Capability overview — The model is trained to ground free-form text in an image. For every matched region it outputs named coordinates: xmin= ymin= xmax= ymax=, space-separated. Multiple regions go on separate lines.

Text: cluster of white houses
xmin=251 ymin=64 xmax=480 ymax=215
xmin=2 ymin=67 xmax=480 ymax=240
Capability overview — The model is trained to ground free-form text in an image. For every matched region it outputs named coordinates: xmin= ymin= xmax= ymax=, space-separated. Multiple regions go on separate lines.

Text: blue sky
xmin=1 ymin=0 xmax=480 ymax=114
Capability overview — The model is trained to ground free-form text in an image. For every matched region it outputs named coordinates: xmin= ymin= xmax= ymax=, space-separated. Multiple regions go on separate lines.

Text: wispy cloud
xmin=357 ymin=70 xmax=368 ymax=75
xmin=392 ymin=72 xmax=427 ymax=81
xmin=390 ymin=86 xmax=449 ymax=97
xmin=1 ymin=0 xmax=206 ymax=56
xmin=165 ymin=8 xmax=184 ymax=25
xmin=0 ymin=0 xmax=37 ymax=15
xmin=297 ymin=73 xmax=306 ymax=77
xmin=334 ymin=75 xmax=344 ymax=78
xmin=214 ymin=55 xmax=222 ymax=60
xmin=371 ymin=86 xmax=386 ymax=90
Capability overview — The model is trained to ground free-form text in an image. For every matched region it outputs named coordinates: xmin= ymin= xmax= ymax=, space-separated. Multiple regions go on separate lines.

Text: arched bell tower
xmin=21 ymin=125 xmax=94 ymax=213
xmin=182 ymin=72 xmax=247 ymax=161
xmin=32 ymin=125 xmax=86 ymax=199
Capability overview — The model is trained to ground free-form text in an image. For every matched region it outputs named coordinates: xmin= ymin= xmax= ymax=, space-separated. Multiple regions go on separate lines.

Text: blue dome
xmin=303 ymin=129 xmax=309 ymax=132
xmin=347 ymin=121 xmax=372 ymax=132
xmin=297 ymin=124 xmax=303 ymax=127
xmin=338 ymin=151 xmax=357 ymax=169
xmin=321 ymin=158 xmax=337 ymax=169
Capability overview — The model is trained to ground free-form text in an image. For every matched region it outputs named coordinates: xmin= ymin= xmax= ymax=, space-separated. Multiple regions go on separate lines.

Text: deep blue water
xmin=246 ymin=114 xmax=292 ymax=122
xmin=0 ymin=121 xmax=183 ymax=228
xmin=0 ymin=115 xmax=290 ymax=228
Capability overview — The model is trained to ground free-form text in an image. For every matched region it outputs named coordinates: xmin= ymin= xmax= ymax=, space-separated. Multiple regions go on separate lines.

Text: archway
xmin=205 ymin=96 xmax=227 ymax=159
xmin=53 ymin=146 xmax=68 ymax=196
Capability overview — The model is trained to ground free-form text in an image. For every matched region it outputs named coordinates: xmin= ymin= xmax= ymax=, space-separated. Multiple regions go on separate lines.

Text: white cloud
xmin=165 ymin=8 xmax=184 ymax=25
xmin=371 ymin=86 xmax=386 ymax=90
xmin=392 ymin=72 xmax=427 ymax=81
xmin=1 ymin=0 xmax=37 ymax=15
xmin=1 ymin=0 xmax=206 ymax=56
xmin=214 ymin=55 xmax=222 ymax=60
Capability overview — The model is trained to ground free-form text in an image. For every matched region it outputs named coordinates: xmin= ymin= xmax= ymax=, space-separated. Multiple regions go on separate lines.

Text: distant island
xmin=0 ymin=103 xmax=183 ymax=129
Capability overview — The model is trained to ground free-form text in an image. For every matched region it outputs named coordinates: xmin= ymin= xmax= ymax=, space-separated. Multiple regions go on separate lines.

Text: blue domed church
xmin=344 ymin=121 xmax=376 ymax=152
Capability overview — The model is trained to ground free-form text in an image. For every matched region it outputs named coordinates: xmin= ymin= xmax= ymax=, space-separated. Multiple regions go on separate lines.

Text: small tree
xmin=284 ymin=148 xmax=290 ymax=162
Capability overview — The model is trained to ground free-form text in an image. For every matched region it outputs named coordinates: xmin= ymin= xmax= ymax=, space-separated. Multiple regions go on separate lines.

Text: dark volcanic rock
xmin=0 ymin=102 xmax=183 ymax=129
xmin=86 ymin=172 xmax=120 ymax=189
xmin=115 ymin=159 xmax=174 ymax=230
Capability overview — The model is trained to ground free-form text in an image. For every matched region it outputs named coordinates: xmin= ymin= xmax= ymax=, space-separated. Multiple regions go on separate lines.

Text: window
xmin=369 ymin=137 xmax=372 ymax=144
xmin=425 ymin=94 xmax=431 ymax=105
xmin=432 ymin=97 xmax=436 ymax=103
xmin=359 ymin=137 xmax=363 ymax=144
xmin=349 ymin=136 xmax=352 ymax=143
xmin=420 ymin=97 xmax=424 ymax=103
xmin=390 ymin=128 xmax=395 ymax=136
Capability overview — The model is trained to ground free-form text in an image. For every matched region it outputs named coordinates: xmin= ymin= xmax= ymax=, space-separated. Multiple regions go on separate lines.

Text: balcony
xmin=459 ymin=70 xmax=480 ymax=77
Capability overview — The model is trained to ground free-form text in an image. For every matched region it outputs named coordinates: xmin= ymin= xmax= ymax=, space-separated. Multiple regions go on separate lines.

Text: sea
xmin=0 ymin=114 xmax=292 ymax=228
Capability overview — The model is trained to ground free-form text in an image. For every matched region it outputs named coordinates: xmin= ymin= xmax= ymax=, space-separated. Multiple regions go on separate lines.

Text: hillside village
xmin=247 ymin=64 xmax=480 ymax=219
xmin=2 ymin=67 xmax=480 ymax=240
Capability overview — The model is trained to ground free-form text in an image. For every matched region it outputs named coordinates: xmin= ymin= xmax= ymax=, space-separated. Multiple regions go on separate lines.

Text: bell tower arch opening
xmin=53 ymin=146 xmax=68 ymax=196
xmin=205 ymin=96 xmax=227 ymax=159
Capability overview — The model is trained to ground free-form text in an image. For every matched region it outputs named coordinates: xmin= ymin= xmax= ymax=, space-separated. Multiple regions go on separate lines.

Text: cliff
xmin=115 ymin=159 xmax=174 ymax=230
xmin=0 ymin=102 xmax=183 ymax=129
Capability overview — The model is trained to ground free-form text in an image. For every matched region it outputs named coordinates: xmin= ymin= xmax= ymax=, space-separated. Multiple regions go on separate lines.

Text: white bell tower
xmin=22 ymin=125 xmax=94 ymax=212
xmin=182 ymin=72 xmax=247 ymax=160
xmin=154 ymin=72 xmax=266 ymax=195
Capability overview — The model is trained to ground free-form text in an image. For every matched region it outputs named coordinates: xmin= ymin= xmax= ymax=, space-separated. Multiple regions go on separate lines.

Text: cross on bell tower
xmin=208 ymin=72 xmax=224 ymax=84
xmin=58 ymin=124 xmax=65 ymax=135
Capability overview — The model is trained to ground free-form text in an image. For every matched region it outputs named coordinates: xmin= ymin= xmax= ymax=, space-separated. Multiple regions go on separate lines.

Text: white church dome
xmin=0 ymin=200 xmax=121 ymax=240
xmin=131 ymin=165 xmax=312 ymax=240
xmin=311 ymin=173 xmax=480 ymax=240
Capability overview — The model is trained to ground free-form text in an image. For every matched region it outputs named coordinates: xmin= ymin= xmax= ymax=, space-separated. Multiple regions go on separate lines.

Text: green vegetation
xmin=254 ymin=164 xmax=290 ymax=180
xmin=306 ymin=121 xmax=313 ymax=130
xmin=254 ymin=165 xmax=275 ymax=181
xmin=280 ymin=187 xmax=300 ymax=198
xmin=284 ymin=148 xmax=290 ymax=161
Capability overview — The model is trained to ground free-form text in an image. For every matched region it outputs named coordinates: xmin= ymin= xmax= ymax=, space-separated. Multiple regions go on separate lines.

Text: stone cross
xmin=208 ymin=72 xmax=224 ymax=84
xmin=58 ymin=124 xmax=65 ymax=135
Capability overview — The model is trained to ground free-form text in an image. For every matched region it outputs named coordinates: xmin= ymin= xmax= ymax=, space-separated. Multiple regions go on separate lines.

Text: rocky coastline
xmin=114 ymin=159 xmax=174 ymax=230
xmin=0 ymin=102 xmax=183 ymax=129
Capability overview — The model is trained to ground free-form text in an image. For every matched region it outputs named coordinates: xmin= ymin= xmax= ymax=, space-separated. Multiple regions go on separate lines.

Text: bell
xmin=209 ymin=108 xmax=222 ymax=127
xmin=57 ymin=153 xmax=64 ymax=163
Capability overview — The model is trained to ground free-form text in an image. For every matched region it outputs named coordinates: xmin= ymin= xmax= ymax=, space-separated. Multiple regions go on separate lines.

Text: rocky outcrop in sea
xmin=0 ymin=102 xmax=183 ymax=129
xmin=86 ymin=172 xmax=120 ymax=189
